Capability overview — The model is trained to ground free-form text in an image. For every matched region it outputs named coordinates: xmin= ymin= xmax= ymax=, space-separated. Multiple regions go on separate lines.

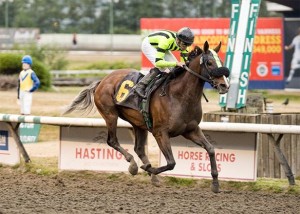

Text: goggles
xmin=180 ymin=40 xmax=192 ymax=47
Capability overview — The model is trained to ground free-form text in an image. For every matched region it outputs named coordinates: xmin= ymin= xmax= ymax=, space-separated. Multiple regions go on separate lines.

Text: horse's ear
xmin=204 ymin=41 xmax=209 ymax=53
xmin=214 ymin=42 xmax=222 ymax=53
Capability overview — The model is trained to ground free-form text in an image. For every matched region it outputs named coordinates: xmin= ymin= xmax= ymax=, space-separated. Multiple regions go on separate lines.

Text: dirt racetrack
xmin=0 ymin=165 xmax=299 ymax=214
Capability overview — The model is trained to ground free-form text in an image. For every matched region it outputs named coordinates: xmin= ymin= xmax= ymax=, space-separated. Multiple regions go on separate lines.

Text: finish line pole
xmin=219 ymin=0 xmax=261 ymax=111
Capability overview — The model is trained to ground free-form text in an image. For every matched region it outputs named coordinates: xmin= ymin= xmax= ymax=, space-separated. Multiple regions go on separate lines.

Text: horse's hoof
xmin=211 ymin=182 xmax=220 ymax=193
xmin=128 ymin=161 xmax=138 ymax=175
xmin=151 ymin=174 xmax=161 ymax=187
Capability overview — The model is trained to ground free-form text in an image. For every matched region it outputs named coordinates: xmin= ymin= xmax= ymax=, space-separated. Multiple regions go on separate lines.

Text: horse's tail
xmin=62 ymin=80 xmax=101 ymax=115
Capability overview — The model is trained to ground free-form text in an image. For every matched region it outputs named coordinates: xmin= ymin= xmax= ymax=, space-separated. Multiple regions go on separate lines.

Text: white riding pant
xmin=286 ymin=58 xmax=300 ymax=82
xmin=291 ymin=57 xmax=300 ymax=70
xmin=20 ymin=91 xmax=33 ymax=115
xmin=141 ymin=37 xmax=178 ymax=75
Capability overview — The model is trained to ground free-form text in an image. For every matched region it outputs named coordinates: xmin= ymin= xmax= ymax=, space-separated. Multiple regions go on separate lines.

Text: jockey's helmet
xmin=22 ymin=55 xmax=33 ymax=66
xmin=176 ymin=27 xmax=194 ymax=45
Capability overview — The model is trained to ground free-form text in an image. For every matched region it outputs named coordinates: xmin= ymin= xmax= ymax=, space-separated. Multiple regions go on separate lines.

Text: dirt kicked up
xmin=0 ymin=166 xmax=299 ymax=214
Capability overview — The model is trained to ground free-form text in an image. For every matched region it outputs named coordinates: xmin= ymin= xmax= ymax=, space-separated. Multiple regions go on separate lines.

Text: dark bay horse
xmin=63 ymin=41 xmax=230 ymax=193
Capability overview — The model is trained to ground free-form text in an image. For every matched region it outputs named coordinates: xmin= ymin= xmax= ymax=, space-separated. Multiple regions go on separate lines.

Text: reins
xmin=183 ymin=65 xmax=213 ymax=85
xmin=182 ymin=65 xmax=211 ymax=103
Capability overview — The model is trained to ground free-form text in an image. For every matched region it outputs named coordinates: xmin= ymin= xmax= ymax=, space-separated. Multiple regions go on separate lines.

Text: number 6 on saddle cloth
xmin=115 ymin=67 xmax=184 ymax=130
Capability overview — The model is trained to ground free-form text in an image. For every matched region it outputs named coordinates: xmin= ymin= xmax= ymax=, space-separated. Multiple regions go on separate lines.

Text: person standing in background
xmin=72 ymin=33 xmax=77 ymax=47
xmin=285 ymin=27 xmax=300 ymax=84
xmin=17 ymin=55 xmax=40 ymax=115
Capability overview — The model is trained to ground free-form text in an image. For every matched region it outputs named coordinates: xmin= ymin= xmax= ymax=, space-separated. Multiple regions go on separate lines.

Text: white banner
xmin=60 ymin=126 xmax=141 ymax=172
xmin=160 ymin=131 xmax=257 ymax=181
xmin=0 ymin=122 xmax=20 ymax=165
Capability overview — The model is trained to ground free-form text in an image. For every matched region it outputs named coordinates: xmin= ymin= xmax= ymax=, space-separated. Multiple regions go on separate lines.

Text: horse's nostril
xmin=220 ymin=83 xmax=227 ymax=89
xmin=218 ymin=83 xmax=229 ymax=94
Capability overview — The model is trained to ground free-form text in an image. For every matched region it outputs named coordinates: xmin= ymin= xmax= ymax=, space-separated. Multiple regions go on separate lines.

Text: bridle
xmin=183 ymin=51 xmax=218 ymax=87
xmin=183 ymin=64 xmax=213 ymax=85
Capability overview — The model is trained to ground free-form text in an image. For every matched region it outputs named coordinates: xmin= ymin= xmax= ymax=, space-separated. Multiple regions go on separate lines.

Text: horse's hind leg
xmin=133 ymin=127 xmax=160 ymax=186
xmin=103 ymin=114 xmax=138 ymax=175
xmin=94 ymin=79 xmax=138 ymax=175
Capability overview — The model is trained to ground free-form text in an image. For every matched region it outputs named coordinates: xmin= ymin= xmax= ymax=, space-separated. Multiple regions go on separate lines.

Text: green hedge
xmin=0 ymin=53 xmax=51 ymax=90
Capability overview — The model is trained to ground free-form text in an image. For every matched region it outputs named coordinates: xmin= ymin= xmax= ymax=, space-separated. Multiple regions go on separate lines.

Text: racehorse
xmin=63 ymin=41 xmax=230 ymax=193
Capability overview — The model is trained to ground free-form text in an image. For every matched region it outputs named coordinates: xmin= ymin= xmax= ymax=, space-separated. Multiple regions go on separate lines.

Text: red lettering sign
xmin=177 ymin=151 xmax=203 ymax=160
xmin=75 ymin=147 xmax=126 ymax=160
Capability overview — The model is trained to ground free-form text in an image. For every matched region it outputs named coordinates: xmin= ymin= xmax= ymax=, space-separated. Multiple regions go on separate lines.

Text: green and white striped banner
xmin=220 ymin=0 xmax=261 ymax=109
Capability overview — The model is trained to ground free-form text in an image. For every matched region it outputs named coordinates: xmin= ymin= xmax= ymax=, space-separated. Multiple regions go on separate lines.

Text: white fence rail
xmin=39 ymin=34 xmax=141 ymax=51
xmin=1 ymin=114 xmax=300 ymax=134
xmin=0 ymin=113 xmax=298 ymax=184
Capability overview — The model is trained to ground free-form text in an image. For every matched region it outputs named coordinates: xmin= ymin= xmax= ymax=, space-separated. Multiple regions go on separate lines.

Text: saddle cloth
xmin=114 ymin=71 xmax=169 ymax=129
xmin=114 ymin=71 xmax=143 ymax=110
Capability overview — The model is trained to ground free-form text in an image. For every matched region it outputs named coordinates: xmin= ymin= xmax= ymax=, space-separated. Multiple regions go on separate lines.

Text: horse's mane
xmin=187 ymin=46 xmax=202 ymax=62
xmin=170 ymin=46 xmax=202 ymax=78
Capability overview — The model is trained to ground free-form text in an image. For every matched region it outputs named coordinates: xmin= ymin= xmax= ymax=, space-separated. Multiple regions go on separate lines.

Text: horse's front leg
xmin=143 ymin=131 xmax=176 ymax=175
xmin=183 ymin=127 xmax=220 ymax=193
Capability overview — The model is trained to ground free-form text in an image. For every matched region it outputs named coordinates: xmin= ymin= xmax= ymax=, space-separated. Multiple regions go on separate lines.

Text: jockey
xmin=135 ymin=27 xmax=194 ymax=98
xmin=17 ymin=55 xmax=40 ymax=115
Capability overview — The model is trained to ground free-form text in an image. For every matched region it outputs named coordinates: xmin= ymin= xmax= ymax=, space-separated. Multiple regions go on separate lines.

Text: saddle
xmin=114 ymin=71 xmax=170 ymax=130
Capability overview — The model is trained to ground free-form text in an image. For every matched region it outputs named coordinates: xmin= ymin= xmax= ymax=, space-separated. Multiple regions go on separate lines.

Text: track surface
xmin=0 ymin=166 xmax=299 ymax=214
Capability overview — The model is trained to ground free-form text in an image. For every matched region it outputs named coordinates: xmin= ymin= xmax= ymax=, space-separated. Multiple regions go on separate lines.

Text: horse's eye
xmin=207 ymin=61 xmax=213 ymax=66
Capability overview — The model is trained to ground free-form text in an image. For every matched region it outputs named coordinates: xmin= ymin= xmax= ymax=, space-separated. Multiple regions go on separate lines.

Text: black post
xmin=7 ymin=122 xmax=31 ymax=163
xmin=267 ymin=133 xmax=295 ymax=185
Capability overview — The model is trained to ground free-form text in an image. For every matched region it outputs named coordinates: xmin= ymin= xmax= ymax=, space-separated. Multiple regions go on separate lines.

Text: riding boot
xmin=135 ymin=68 xmax=160 ymax=98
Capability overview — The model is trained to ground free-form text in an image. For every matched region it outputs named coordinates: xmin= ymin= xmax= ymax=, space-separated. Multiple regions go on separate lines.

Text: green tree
xmin=1 ymin=0 xmax=279 ymax=34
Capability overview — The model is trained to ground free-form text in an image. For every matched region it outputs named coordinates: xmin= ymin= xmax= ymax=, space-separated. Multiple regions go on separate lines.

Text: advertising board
xmin=141 ymin=18 xmax=284 ymax=89
xmin=0 ymin=122 xmax=20 ymax=165
xmin=19 ymin=123 xmax=41 ymax=143
xmin=284 ymin=18 xmax=300 ymax=90
xmin=160 ymin=131 xmax=257 ymax=181
xmin=60 ymin=126 xmax=141 ymax=172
